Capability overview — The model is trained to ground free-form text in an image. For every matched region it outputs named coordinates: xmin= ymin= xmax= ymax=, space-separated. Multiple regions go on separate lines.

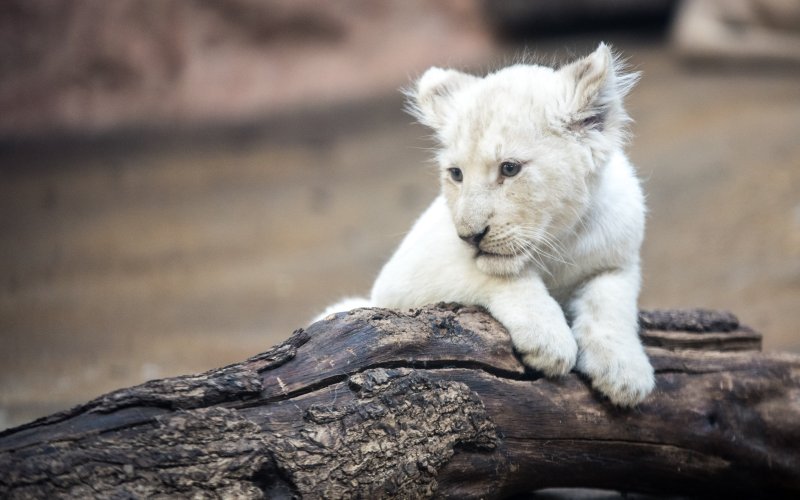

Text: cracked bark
xmin=1 ymin=305 xmax=798 ymax=499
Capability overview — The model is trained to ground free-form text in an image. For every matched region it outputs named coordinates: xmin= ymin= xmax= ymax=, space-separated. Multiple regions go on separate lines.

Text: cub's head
xmin=409 ymin=43 xmax=638 ymax=276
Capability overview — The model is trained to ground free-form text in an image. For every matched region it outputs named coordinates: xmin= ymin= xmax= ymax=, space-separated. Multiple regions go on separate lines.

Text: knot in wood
xmin=268 ymin=368 xmax=498 ymax=498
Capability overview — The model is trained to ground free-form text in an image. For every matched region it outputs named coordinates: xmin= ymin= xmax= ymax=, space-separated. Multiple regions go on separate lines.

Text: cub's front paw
xmin=514 ymin=320 xmax=578 ymax=377
xmin=578 ymin=340 xmax=655 ymax=407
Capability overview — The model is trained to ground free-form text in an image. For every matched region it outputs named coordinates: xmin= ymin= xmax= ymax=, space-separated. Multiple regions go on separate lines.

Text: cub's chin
xmin=474 ymin=251 xmax=528 ymax=277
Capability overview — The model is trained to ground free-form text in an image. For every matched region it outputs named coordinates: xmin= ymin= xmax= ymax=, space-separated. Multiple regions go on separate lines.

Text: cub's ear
xmin=560 ymin=42 xmax=639 ymax=141
xmin=407 ymin=67 xmax=478 ymax=129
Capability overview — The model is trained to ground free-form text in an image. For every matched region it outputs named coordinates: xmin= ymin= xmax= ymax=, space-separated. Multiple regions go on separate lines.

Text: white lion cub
xmin=320 ymin=43 xmax=655 ymax=406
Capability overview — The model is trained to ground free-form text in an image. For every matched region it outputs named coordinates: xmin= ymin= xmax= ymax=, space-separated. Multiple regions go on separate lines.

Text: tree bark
xmin=1 ymin=305 xmax=798 ymax=499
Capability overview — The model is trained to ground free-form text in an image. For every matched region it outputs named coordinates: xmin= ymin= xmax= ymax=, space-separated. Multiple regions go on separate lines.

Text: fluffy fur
xmin=319 ymin=43 xmax=655 ymax=406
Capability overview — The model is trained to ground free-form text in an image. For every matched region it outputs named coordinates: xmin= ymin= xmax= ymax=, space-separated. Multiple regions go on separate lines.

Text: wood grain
xmin=1 ymin=305 xmax=797 ymax=498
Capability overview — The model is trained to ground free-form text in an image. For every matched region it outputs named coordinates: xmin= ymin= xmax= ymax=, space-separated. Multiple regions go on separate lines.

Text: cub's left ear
xmin=560 ymin=42 xmax=639 ymax=141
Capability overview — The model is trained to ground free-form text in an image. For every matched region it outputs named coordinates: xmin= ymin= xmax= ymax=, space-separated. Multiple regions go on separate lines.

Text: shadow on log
xmin=1 ymin=305 xmax=798 ymax=498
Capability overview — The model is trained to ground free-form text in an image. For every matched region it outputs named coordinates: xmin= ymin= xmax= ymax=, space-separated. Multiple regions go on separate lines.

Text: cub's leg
xmin=314 ymin=296 xmax=372 ymax=322
xmin=569 ymin=267 xmax=655 ymax=406
xmin=486 ymin=275 xmax=577 ymax=376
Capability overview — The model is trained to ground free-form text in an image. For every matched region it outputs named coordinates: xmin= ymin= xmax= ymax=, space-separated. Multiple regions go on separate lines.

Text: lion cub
xmin=322 ymin=43 xmax=654 ymax=407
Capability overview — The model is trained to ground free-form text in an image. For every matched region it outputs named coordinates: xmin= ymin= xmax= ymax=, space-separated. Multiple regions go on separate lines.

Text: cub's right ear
xmin=408 ymin=67 xmax=477 ymax=129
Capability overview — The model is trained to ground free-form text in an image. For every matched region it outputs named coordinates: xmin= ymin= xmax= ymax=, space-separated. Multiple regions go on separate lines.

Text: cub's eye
xmin=447 ymin=167 xmax=463 ymax=182
xmin=500 ymin=161 xmax=522 ymax=177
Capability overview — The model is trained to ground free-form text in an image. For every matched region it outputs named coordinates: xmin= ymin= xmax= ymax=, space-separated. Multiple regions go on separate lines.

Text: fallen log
xmin=1 ymin=305 xmax=798 ymax=498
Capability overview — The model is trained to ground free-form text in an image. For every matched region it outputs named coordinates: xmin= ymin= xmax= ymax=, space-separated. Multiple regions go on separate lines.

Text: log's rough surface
xmin=1 ymin=305 xmax=798 ymax=499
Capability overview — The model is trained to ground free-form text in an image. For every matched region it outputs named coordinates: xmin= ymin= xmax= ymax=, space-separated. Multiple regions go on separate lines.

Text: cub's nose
xmin=458 ymin=226 xmax=489 ymax=248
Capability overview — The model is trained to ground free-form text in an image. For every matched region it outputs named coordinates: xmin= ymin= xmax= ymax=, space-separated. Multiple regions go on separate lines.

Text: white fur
xmin=318 ymin=43 xmax=655 ymax=407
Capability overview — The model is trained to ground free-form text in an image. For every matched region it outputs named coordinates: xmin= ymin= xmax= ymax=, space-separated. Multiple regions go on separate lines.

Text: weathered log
xmin=1 ymin=305 xmax=797 ymax=498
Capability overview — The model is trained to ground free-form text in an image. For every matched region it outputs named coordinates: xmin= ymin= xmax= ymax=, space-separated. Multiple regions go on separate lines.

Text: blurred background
xmin=1 ymin=0 xmax=798 ymax=430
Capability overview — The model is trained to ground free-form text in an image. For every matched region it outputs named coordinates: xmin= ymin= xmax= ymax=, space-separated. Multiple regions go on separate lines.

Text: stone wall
xmin=0 ymin=0 xmax=491 ymax=137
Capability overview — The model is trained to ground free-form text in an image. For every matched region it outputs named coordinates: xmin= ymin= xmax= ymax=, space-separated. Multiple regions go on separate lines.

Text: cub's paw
xmin=515 ymin=321 xmax=578 ymax=377
xmin=578 ymin=341 xmax=655 ymax=407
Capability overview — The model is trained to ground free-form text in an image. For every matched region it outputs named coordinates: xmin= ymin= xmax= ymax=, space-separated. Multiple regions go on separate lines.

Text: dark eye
xmin=448 ymin=167 xmax=463 ymax=182
xmin=500 ymin=161 xmax=522 ymax=177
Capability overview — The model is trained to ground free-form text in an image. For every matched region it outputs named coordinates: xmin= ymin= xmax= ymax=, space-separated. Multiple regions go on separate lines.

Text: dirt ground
xmin=1 ymin=39 xmax=798 ymax=429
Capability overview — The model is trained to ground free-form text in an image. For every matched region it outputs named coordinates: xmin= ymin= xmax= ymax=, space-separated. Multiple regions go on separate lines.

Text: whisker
xmin=514 ymin=225 xmax=576 ymax=268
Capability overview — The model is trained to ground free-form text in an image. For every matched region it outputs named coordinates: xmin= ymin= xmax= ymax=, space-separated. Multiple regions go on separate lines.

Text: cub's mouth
xmin=476 ymin=249 xmax=515 ymax=259
xmin=474 ymin=248 xmax=528 ymax=276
